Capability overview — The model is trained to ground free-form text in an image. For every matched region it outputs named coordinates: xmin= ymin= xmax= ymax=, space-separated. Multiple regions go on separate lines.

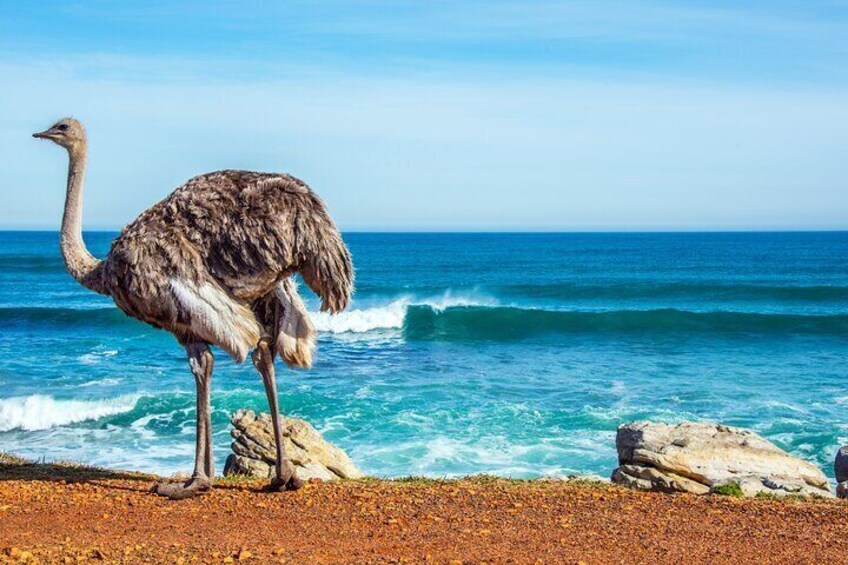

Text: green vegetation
xmin=711 ymin=482 xmax=744 ymax=497
xmin=0 ymin=452 xmax=839 ymax=505
xmin=0 ymin=451 xmax=154 ymax=482
xmin=216 ymin=473 xmax=263 ymax=485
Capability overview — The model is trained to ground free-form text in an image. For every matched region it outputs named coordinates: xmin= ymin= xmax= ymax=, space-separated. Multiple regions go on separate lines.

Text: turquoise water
xmin=0 ymin=231 xmax=846 ymax=479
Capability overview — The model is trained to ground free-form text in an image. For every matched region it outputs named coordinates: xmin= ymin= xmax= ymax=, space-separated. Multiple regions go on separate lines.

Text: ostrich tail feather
xmin=275 ymin=278 xmax=317 ymax=369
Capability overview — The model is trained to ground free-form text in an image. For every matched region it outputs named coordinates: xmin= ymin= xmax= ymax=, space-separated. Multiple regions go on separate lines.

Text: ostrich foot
xmin=153 ymin=476 xmax=212 ymax=500
xmin=265 ymin=462 xmax=304 ymax=492
xmin=267 ymin=474 xmax=305 ymax=492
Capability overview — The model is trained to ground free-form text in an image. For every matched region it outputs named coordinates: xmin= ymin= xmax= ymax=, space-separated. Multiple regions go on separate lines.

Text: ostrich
xmin=33 ymin=118 xmax=353 ymax=499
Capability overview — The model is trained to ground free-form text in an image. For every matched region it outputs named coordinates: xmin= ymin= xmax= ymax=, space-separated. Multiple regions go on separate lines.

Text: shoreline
xmin=2 ymin=454 xmax=847 ymax=564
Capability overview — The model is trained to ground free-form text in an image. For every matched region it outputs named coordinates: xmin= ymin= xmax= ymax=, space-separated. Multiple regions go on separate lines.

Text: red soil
xmin=1 ymin=467 xmax=846 ymax=564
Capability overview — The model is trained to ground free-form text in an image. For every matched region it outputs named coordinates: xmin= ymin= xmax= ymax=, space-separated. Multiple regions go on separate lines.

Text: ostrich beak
xmin=33 ymin=129 xmax=55 ymax=139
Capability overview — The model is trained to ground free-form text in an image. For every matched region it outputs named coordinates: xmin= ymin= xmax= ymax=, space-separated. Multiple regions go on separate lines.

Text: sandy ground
xmin=1 ymin=458 xmax=847 ymax=564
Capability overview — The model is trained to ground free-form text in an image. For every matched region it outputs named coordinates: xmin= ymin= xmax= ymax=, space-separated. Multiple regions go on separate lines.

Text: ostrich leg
xmin=154 ymin=343 xmax=215 ymax=499
xmin=252 ymin=339 xmax=304 ymax=491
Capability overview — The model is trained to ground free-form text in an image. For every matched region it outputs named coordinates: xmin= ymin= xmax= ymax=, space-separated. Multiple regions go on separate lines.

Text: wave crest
xmin=403 ymin=306 xmax=848 ymax=341
xmin=313 ymin=296 xmax=848 ymax=339
xmin=312 ymin=294 xmax=494 ymax=334
xmin=0 ymin=394 xmax=141 ymax=432
xmin=312 ymin=300 xmax=407 ymax=333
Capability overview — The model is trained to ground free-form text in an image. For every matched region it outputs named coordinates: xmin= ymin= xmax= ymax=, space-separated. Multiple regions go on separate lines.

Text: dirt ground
xmin=1 ymin=458 xmax=847 ymax=564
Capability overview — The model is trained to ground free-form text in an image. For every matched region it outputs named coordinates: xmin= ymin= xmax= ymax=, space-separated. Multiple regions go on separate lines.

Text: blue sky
xmin=2 ymin=1 xmax=847 ymax=230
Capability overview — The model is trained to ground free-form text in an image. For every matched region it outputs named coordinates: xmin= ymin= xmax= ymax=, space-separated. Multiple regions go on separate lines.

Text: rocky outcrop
xmin=611 ymin=421 xmax=832 ymax=498
xmin=223 ymin=410 xmax=363 ymax=481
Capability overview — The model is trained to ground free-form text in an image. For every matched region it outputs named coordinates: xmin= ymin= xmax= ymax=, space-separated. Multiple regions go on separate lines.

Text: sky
xmin=1 ymin=1 xmax=847 ymax=231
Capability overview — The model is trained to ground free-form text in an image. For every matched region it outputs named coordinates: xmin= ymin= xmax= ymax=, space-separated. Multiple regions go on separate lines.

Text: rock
xmin=835 ymin=446 xmax=848 ymax=483
xmin=611 ymin=421 xmax=832 ymax=498
xmin=539 ymin=474 xmax=610 ymax=484
xmin=564 ymin=474 xmax=610 ymax=484
xmin=224 ymin=455 xmax=272 ymax=479
xmin=837 ymin=481 xmax=848 ymax=499
xmin=612 ymin=464 xmax=710 ymax=495
xmin=223 ymin=410 xmax=363 ymax=481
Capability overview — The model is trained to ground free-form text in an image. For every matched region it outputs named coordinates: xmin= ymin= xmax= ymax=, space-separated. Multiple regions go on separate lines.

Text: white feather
xmin=275 ymin=279 xmax=316 ymax=369
xmin=170 ymin=278 xmax=261 ymax=362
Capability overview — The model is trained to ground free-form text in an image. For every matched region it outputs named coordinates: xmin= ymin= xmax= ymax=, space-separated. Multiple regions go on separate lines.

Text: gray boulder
xmin=611 ymin=421 xmax=832 ymax=498
xmin=835 ymin=446 xmax=848 ymax=483
xmin=223 ymin=410 xmax=363 ymax=481
xmin=835 ymin=446 xmax=848 ymax=499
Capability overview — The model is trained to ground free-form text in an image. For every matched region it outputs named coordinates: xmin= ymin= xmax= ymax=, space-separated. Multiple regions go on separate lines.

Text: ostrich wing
xmin=106 ymin=170 xmax=353 ymax=345
xmin=173 ymin=170 xmax=353 ymax=311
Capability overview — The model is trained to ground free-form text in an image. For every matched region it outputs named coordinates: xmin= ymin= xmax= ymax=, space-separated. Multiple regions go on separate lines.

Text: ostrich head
xmin=33 ymin=118 xmax=86 ymax=150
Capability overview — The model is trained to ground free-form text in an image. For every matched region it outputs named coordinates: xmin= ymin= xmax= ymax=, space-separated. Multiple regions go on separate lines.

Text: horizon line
xmin=2 ymin=228 xmax=848 ymax=235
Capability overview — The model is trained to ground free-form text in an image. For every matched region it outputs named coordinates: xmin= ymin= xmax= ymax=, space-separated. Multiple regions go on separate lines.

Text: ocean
xmin=0 ymin=231 xmax=846 ymax=480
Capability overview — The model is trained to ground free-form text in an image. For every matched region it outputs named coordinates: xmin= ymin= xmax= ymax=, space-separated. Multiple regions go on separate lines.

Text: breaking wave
xmin=312 ymin=294 xmax=495 ymax=334
xmin=0 ymin=394 xmax=141 ymax=432
xmin=402 ymin=306 xmax=848 ymax=340
xmin=312 ymin=300 xmax=407 ymax=333
xmin=6 ymin=300 xmax=846 ymax=341
xmin=312 ymin=296 xmax=848 ymax=339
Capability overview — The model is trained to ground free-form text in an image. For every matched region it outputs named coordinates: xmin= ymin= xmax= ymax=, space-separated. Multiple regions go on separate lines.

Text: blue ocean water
xmin=0 ymin=231 xmax=846 ymax=480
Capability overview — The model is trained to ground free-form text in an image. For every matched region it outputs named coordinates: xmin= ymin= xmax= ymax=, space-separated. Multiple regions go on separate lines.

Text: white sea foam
xmin=79 ymin=378 xmax=122 ymax=387
xmin=312 ymin=299 xmax=407 ymax=333
xmin=79 ymin=349 xmax=119 ymax=365
xmin=352 ymin=434 xmax=595 ymax=478
xmin=311 ymin=292 xmax=496 ymax=334
xmin=610 ymin=380 xmax=627 ymax=396
xmin=0 ymin=394 xmax=141 ymax=432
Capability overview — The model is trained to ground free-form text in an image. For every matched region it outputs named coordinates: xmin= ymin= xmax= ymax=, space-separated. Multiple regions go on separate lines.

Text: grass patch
xmin=712 ymin=482 xmax=744 ymax=497
xmin=216 ymin=473 xmax=266 ymax=485
xmin=0 ymin=451 xmax=154 ymax=482
xmin=754 ymin=491 xmax=826 ymax=502
xmin=755 ymin=491 xmax=802 ymax=502
xmin=0 ymin=453 xmax=30 ymax=466
xmin=389 ymin=475 xmax=450 ymax=485
xmin=353 ymin=474 xmax=612 ymax=492
xmin=559 ymin=477 xmax=610 ymax=489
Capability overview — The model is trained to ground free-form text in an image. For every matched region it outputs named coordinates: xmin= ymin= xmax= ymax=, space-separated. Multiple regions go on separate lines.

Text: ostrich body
xmin=33 ymin=118 xmax=353 ymax=499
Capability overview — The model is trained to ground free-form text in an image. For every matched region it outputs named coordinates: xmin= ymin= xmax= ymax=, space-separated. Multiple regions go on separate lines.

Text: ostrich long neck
xmin=61 ymin=142 xmax=105 ymax=294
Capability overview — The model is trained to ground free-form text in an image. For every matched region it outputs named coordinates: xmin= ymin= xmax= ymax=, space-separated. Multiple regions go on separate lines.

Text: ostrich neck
xmin=61 ymin=143 xmax=105 ymax=294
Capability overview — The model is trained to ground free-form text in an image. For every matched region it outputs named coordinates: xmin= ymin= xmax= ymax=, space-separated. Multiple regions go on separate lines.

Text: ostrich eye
xmin=57 ymin=124 xmax=69 ymax=132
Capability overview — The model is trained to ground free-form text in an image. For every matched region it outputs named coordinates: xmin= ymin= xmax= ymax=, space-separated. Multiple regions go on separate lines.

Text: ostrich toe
xmin=153 ymin=477 xmax=212 ymax=500
xmin=266 ymin=469 xmax=304 ymax=492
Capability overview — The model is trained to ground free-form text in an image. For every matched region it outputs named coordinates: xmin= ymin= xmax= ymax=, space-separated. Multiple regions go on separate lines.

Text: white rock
xmin=540 ymin=474 xmax=611 ymax=484
xmin=611 ymin=421 xmax=832 ymax=498
xmin=223 ymin=410 xmax=363 ymax=481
